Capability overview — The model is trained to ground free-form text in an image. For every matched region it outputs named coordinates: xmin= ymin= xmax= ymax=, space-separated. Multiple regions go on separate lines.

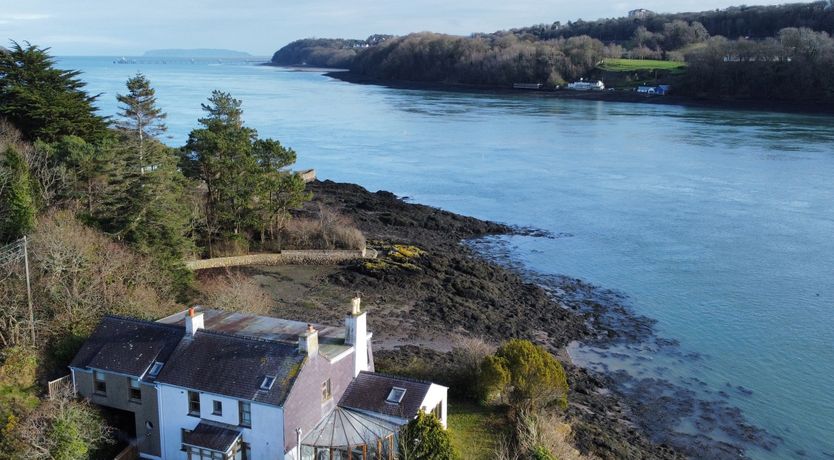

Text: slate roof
xmin=182 ymin=423 xmax=241 ymax=453
xmin=69 ymin=316 xmax=184 ymax=378
xmin=338 ymin=371 xmax=432 ymax=420
xmin=154 ymin=330 xmax=306 ymax=407
xmin=157 ymin=309 xmax=352 ymax=360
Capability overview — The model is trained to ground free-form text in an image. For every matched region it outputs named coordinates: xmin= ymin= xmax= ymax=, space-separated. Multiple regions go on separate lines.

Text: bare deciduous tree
xmin=197 ymin=270 xmax=274 ymax=316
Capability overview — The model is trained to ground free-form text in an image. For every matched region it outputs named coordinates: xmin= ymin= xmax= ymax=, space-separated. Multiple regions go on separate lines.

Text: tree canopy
xmin=182 ymin=91 xmax=310 ymax=255
xmin=116 ymin=72 xmax=167 ymax=174
xmin=480 ymin=339 xmax=569 ymax=411
xmin=398 ymin=410 xmax=456 ymax=460
xmin=0 ymin=146 xmax=37 ymax=242
xmin=0 ymin=42 xmax=107 ymax=143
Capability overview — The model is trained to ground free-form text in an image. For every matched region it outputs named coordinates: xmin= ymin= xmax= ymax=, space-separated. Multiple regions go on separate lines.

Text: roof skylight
xmin=261 ymin=375 xmax=276 ymax=390
xmin=148 ymin=361 xmax=164 ymax=378
xmin=386 ymin=387 xmax=406 ymax=404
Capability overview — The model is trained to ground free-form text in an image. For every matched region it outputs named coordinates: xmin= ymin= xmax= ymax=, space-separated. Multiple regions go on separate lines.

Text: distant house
xmin=69 ymin=298 xmax=447 ymax=460
xmin=628 ymin=8 xmax=655 ymax=19
xmin=567 ymin=79 xmax=605 ymax=91
xmin=637 ymin=85 xmax=671 ymax=95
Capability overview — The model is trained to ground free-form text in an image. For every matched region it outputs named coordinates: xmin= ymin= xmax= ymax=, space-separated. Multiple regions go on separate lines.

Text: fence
xmin=185 ymin=248 xmax=375 ymax=270
xmin=47 ymin=374 xmax=72 ymax=399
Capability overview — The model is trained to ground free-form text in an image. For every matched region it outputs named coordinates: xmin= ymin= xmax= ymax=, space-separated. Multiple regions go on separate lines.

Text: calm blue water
xmin=60 ymin=57 xmax=834 ymax=459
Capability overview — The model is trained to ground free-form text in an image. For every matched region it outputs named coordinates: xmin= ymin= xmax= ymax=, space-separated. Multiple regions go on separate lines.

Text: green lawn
xmin=598 ymin=58 xmax=686 ymax=72
xmin=447 ymin=401 xmax=508 ymax=459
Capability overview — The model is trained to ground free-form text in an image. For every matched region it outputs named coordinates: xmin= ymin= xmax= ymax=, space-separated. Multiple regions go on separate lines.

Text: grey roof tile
xmin=69 ymin=316 xmax=184 ymax=378
xmin=338 ymin=371 xmax=431 ymax=420
xmin=183 ymin=422 xmax=241 ymax=452
xmin=155 ymin=330 xmax=306 ymax=406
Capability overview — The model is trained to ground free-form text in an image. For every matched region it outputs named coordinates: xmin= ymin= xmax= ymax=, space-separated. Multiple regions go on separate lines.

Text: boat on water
xmin=566 ymin=79 xmax=605 ymax=91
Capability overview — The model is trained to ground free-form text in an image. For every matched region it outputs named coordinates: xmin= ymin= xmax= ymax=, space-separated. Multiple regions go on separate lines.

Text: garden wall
xmin=185 ymin=248 xmax=372 ymax=270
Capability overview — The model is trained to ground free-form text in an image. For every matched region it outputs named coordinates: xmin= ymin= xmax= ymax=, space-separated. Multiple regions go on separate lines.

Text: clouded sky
xmin=1 ymin=0 xmax=792 ymax=55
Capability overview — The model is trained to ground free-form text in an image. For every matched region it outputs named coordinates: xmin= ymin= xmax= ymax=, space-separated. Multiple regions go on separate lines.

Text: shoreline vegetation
xmin=270 ymin=1 xmax=834 ymax=115
xmin=319 ymin=69 xmax=834 ymax=115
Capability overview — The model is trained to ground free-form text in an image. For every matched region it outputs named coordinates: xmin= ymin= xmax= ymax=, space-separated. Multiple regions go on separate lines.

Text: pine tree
xmin=0 ymin=146 xmax=37 ymax=242
xmin=50 ymin=135 xmax=113 ymax=215
xmin=182 ymin=91 xmax=260 ymax=255
xmin=116 ymin=73 xmax=167 ymax=175
xmin=99 ymin=77 xmax=193 ymax=289
xmin=0 ymin=41 xmax=107 ymax=142
xmin=253 ymin=139 xmax=311 ymax=242
xmin=182 ymin=91 xmax=310 ymax=256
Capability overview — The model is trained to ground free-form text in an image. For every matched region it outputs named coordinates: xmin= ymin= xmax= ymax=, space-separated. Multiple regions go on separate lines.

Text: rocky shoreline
xmin=223 ymin=180 xmax=772 ymax=459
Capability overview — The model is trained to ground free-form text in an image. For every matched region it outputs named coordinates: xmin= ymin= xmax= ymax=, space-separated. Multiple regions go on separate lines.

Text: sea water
xmin=59 ymin=57 xmax=834 ymax=459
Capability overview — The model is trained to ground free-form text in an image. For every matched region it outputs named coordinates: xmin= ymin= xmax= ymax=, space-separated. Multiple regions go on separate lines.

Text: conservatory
xmin=300 ymin=407 xmax=400 ymax=460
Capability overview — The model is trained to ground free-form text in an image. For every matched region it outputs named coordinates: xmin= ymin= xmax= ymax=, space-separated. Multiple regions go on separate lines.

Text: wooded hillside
xmin=271 ymin=1 xmax=834 ymax=105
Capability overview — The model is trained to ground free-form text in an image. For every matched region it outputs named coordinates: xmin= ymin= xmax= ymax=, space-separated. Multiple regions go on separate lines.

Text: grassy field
xmin=598 ymin=58 xmax=686 ymax=72
xmin=447 ymin=401 xmax=508 ymax=459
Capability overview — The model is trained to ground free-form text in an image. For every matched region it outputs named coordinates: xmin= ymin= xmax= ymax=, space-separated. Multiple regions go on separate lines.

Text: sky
xmin=0 ymin=0 xmax=795 ymax=56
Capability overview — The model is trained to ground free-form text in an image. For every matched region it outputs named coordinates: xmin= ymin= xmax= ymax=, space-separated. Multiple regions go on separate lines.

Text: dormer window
xmin=260 ymin=376 xmax=276 ymax=391
xmin=386 ymin=387 xmax=406 ymax=404
xmin=148 ymin=361 xmax=164 ymax=378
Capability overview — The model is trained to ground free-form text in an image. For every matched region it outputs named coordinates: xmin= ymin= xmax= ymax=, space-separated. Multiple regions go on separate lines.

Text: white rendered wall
xmin=158 ymin=384 xmax=201 ymax=460
xmin=248 ymin=400 xmax=285 ymax=460
xmin=421 ymin=384 xmax=449 ymax=428
xmin=199 ymin=392 xmax=239 ymax=425
xmin=345 ymin=312 xmax=369 ymax=377
xmin=157 ymin=384 xmax=285 ymax=460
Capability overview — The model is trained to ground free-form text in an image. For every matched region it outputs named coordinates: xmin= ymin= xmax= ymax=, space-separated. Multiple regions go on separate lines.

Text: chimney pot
xmin=299 ymin=325 xmax=319 ymax=356
xmin=185 ymin=306 xmax=204 ymax=337
xmin=344 ymin=300 xmax=369 ymax=376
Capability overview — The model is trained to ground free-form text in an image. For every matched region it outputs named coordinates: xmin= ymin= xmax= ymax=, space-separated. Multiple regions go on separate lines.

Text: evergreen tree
xmin=182 ymin=91 xmax=308 ymax=255
xmin=50 ymin=136 xmax=114 ymax=215
xmin=103 ymin=140 xmax=190 ymax=250
xmin=398 ymin=411 xmax=455 ymax=460
xmin=116 ymin=73 xmax=167 ymax=175
xmin=253 ymin=139 xmax=311 ymax=242
xmin=0 ymin=42 xmax=107 ymax=142
xmin=0 ymin=146 xmax=37 ymax=242
xmin=95 ymin=76 xmax=194 ymax=291
xmin=479 ymin=339 xmax=569 ymax=411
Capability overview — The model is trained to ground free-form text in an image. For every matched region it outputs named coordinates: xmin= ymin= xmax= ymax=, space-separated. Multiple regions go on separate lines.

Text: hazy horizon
xmin=2 ymin=0 xmax=795 ymax=56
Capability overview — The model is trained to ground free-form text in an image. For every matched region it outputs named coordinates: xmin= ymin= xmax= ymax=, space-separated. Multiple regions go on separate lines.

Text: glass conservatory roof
xmin=302 ymin=407 xmax=399 ymax=448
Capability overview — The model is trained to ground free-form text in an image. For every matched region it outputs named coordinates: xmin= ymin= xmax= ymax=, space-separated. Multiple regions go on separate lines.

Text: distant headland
xmin=269 ymin=1 xmax=834 ymax=112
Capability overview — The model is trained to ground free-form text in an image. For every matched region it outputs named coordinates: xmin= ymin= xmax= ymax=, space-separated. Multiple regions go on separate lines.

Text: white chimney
xmin=345 ymin=296 xmax=369 ymax=376
xmin=299 ymin=324 xmax=319 ymax=356
xmin=185 ymin=307 xmax=204 ymax=337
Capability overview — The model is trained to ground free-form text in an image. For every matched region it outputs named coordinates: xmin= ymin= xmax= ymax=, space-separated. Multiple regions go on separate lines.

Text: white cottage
xmin=69 ymin=298 xmax=447 ymax=460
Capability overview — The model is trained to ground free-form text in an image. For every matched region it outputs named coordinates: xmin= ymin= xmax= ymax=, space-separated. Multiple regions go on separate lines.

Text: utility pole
xmin=23 ymin=236 xmax=35 ymax=344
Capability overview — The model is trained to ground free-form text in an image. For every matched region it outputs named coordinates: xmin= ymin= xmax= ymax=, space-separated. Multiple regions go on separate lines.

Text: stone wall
xmin=185 ymin=248 xmax=371 ymax=270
